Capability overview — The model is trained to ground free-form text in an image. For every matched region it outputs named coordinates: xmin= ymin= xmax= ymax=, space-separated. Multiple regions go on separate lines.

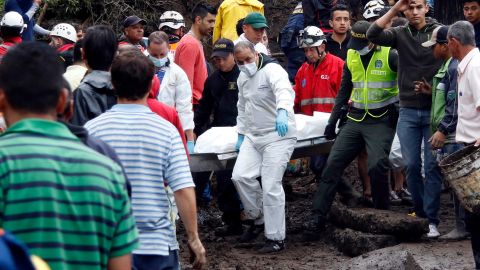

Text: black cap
xmin=422 ymin=26 xmax=449 ymax=47
xmin=211 ymin=38 xmax=234 ymax=58
xmin=123 ymin=15 xmax=147 ymax=28
xmin=348 ymin=20 xmax=372 ymax=50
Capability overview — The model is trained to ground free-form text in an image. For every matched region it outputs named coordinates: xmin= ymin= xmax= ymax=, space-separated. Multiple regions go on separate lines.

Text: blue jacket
xmin=5 ymin=0 xmax=35 ymax=41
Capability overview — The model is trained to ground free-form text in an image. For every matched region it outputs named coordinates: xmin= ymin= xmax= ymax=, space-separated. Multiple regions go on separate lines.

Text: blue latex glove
xmin=187 ymin=140 xmax=195 ymax=154
xmin=275 ymin=109 xmax=289 ymax=137
xmin=235 ymin=134 xmax=245 ymax=152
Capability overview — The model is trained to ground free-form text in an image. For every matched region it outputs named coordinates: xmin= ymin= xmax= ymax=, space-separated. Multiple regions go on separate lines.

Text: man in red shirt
xmin=174 ymin=3 xmax=216 ymax=108
xmin=0 ymin=11 xmax=25 ymax=59
xmin=294 ymin=26 xmax=344 ymax=115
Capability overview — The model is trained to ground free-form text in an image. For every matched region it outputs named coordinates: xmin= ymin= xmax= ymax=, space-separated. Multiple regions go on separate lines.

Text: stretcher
xmin=189 ymin=136 xmax=334 ymax=172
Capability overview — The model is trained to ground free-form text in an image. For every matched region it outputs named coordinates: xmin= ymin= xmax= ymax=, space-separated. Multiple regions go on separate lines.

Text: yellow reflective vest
xmin=346 ymin=46 xmax=399 ymax=121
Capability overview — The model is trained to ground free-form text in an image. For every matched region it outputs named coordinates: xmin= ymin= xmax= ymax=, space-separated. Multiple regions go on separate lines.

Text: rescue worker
xmin=304 ymin=21 xmax=399 ymax=236
xmin=158 ymin=11 xmax=186 ymax=59
xmin=118 ymin=15 xmax=147 ymax=51
xmin=234 ymin=12 xmax=269 ymax=55
xmin=49 ymin=23 xmax=77 ymax=70
xmin=0 ymin=11 xmax=25 ymax=59
xmin=194 ymin=39 xmax=243 ymax=236
xmin=232 ymin=41 xmax=297 ymax=253
xmin=146 ymin=31 xmax=195 ymax=154
xmin=213 ymin=0 xmax=264 ymax=43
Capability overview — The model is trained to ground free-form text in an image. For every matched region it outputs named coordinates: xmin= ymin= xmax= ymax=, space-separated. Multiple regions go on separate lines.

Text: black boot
xmin=238 ymin=223 xmax=264 ymax=243
xmin=215 ymin=223 xmax=243 ymax=237
xmin=258 ymin=239 xmax=285 ymax=253
xmin=301 ymin=216 xmax=326 ymax=242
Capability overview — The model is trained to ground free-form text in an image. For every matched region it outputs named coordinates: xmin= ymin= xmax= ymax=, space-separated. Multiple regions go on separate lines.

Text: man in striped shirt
xmin=85 ymin=49 xmax=206 ymax=270
xmin=0 ymin=42 xmax=138 ymax=269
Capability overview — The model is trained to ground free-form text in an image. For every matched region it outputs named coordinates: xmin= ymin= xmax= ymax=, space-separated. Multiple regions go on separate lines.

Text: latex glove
xmin=187 ymin=140 xmax=195 ymax=154
xmin=235 ymin=134 xmax=245 ymax=152
xmin=275 ymin=109 xmax=289 ymax=137
xmin=324 ymin=123 xmax=337 ymax=140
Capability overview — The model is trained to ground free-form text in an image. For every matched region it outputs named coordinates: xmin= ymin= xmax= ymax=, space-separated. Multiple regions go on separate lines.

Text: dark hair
xmin=464 ymin=0 xmax=480 ymax=4
xmin=191 ymin=3 xmax=217 ymax=21
xmin=236 ymin=18 xmax=245 ymax=36
xmin=330 ymin=4 xmax=351 ymax=20
xmin=111 ymin=50 xmax=154 ymax=100
xmin=82 ymin=25 xmax=117 ymax=71
xmin=148 ymin=31 xmax=169 ymax=45
xmin=73 ymin=39 xmax=83 ymax=63
xmin=0 ymin=26 xmax=23 ymax=38
xmin=0 ymin=42 xmax=64 ymax=114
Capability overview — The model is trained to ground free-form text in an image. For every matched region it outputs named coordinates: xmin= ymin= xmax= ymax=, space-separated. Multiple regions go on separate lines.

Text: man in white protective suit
xmin=231 ymin=41 xmax=297 ymax=253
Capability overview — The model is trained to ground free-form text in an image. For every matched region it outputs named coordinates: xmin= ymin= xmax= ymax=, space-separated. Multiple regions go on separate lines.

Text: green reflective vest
xmin=346 ymin=46 xmax=399 ymax=121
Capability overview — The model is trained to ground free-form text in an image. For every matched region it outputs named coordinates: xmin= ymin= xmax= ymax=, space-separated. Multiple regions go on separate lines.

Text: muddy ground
xmin=176 ymin=162 xmax=475 ymax=269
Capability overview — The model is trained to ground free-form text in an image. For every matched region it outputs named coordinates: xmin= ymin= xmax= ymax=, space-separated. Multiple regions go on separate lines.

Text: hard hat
xmin=297 ymin=26 xmax=326 ymax=48
xmin=363 ymin=0 xmax=386 ymax=20
xmin=158 ymin=11 xmax=185 ymax=30
xmin=0 ymin=11 xmax=26 ymax=33
xmin=50 ymin=23 xmax=77 ymax=43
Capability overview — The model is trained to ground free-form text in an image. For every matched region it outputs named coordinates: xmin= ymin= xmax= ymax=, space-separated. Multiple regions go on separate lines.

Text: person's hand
xmin=187 ymin=141 xmax=195 ymax=154
xmin=429 ymin=131 xmax=446 ymax=149
xmin=475 ymin=138 xmax=480 ymax=147
xmin=324 ymin=123 xmax=337 ymax=140
xmin=235 ymin=134 xmax=245 ymax=152
xmin=34 ymin=0 xmax=42 ymax=5
xmin=188 ymin=237 xmax=207 ymax=269
xmin=392 ymin=0 xmax=410 ymax=12
xmin=413 ymin=77 xmax=432 ymax=95
xmin=275 ymin=109 xmax=289 ymax=137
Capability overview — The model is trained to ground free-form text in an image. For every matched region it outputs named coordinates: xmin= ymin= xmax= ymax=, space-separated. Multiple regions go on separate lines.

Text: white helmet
xmin=158 ymin=11 xmax=185 ymax=30
xmin=363 ymin=0 xmax=386 ymax=20
xmin=297 ymin=26 xmax=326 ymax=48
xmin=50 ymin=23 xmax=77 ymax=43
xmin=1 ymin=11 xmax=26 ymax=33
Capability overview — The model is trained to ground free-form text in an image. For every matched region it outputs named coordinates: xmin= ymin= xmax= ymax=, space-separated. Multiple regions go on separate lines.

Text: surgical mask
xmin=238 ymin=61 xmax=258 ymax=77
xmin=149 ymin=55 xmax=168 ymax=68
xmin=357 ymin=45 xmax=372 ymax=56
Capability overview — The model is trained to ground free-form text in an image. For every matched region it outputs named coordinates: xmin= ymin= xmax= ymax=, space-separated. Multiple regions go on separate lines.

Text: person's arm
xmin=236 ymin=77 xmax=247 ymax=135
xmin=388 ymin=48 xmax=398 ymax=73
xmin=293 ymin=66 xmax=303 ymax=113
xmin=174 ymin=42 xmax=197 ymax=92
xmin=71 ymin=88 xmax=91 ymax=126
xmin=174 ymin=187 xmax=206 ymax=269
xmin=108 ymin=254 xmax=132 ymax=270
xmin=212 ymin=5 xmax=223 ymax=44
xmin=329 ymin=63 xmax=353 ymax=125
xmin=366 ymin=0 xmax=410 ymax=47
xmin=173 ymin=66 xmax=195 ymax=140
xmin=268 ymin=64 xmax=295 ymax=112
xmin=25 ymin=2 xmax=39 ymax=20
xmin=33 ymin=24 xmax=51 ymax=36
xmin=194 ymin=78 xmax=214 ymax=135
xmin=437 ymin=63 xmax=458 ymax=137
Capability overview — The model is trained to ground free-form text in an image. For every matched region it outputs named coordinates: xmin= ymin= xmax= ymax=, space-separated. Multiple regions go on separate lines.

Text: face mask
xmin=238 ymin=61 xmax=258 ymax=77
xmin=149 ymin=55 xmax=168 ymax=68
xmin=357 ymin=45 xmax=372 ymax=56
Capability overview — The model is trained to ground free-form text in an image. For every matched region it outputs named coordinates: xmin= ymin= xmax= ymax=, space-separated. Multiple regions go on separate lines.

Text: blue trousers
xmin=133 ymin=250 xmax=180 ymax=270
xmin=397 ymin=107 xmax=443 ymax=225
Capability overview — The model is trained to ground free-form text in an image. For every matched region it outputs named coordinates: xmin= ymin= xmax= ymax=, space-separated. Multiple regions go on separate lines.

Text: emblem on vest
xmin=228 ymin=82 xmax=237 ymax=90
xmin=301 ymin=79 xmax=306 ymax=88
xmin=320 ymin=75 xmax=330 ymax=80
xmin=375 ymin=60 xmax=383 ymax=68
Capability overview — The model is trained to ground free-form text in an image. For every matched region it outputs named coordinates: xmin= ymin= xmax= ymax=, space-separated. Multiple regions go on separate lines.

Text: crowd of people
xmin=0 ymin=0 xmax=480 ymax=269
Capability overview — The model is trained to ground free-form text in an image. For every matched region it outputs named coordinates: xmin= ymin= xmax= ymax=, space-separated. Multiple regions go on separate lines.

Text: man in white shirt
xmin=447 ymin=20 xmax=480 ymax=269
xmin=234 ymin=12 xmax=270 ymax=55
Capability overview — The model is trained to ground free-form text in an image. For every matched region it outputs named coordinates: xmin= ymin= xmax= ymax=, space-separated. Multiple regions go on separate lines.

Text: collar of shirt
xmin=2 ymin=118 xmax=78 ymax=140
xmin=109 ymin=103 xmax=152 ymax=113
xmin=458 ymin=47 xmax=480 ymax=75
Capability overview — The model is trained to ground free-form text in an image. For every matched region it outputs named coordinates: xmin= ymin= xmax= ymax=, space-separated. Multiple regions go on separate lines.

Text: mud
xmin=176 ymin=162 xmax=475 ymax=269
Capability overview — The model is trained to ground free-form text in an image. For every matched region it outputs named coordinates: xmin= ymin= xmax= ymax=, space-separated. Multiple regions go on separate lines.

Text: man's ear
xmin=80 ymin=47 xmax=86 ymax=61
xmin=329 ymin=20 xmax=334 ymax=28
xmin=0 ymin=90 xmax=6 ymax=113
xmin=56 ymin=88 xmax=69 ymax=116
xmin=195 ymin=16 xmax=202 ymax=25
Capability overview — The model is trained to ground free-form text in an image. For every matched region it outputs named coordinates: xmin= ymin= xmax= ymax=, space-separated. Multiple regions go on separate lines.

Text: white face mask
xmin=357 ymin=45 xmax=372 ymax=56
xmin=238 ymin=61 xmax=258 ymax=77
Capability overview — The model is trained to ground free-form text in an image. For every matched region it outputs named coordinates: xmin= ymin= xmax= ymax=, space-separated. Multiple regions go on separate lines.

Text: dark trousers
xmin=312 ymin=115 xmax=395 ymax=218
xmin=194 ymin=170 xmax=241 ymax=224
xmin=133 ymin=250 xmax=180 ymax=270
xmin=466 ymin=210 xmax=480 ymax=269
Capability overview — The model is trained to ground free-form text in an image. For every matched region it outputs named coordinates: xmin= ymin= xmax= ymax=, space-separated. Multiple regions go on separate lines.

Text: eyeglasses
xmin=297 ymin=30 xmax=326 ymax=47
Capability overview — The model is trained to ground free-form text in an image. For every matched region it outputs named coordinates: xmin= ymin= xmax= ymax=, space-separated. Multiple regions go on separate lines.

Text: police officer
xmin=304 ymin=20 xmax=399 ymax=236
